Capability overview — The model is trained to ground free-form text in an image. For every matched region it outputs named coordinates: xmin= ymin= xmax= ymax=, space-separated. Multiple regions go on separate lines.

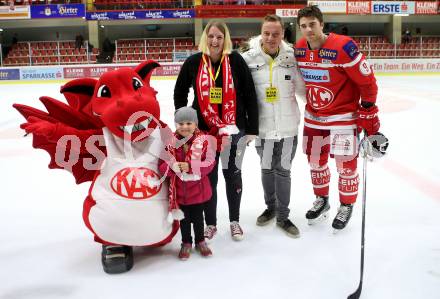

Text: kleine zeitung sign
xmin=346 ymin=1 xmax=371 ymax=14
xmin=415 ymin=1 xmax=438 ymax=14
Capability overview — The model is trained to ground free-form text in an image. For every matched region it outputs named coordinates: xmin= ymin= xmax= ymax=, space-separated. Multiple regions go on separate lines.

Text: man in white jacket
xmin=241 ymin=14 xmax=306 ymax=238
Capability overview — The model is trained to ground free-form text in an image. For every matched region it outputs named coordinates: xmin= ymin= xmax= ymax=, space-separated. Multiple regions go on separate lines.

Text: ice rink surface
xmin=0 ymin=75 xmax=439 ymax=299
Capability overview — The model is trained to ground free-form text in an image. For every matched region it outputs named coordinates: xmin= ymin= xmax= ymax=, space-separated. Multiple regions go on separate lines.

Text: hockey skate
xmin=101 ymin=245 xmax=134 ymax=274
xmin=306 ymin=196 xmax=330 ymax=225
xmin=332 ymin=203 xmax=354 ymax=233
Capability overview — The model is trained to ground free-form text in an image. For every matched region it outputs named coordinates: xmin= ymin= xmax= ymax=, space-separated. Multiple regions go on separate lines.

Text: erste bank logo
xmin=372 ymin=1 xmax=415 ymax=14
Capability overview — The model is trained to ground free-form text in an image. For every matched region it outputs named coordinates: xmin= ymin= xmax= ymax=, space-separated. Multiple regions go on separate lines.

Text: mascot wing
xmin=13 ymin=78 xmax=105 ymax=184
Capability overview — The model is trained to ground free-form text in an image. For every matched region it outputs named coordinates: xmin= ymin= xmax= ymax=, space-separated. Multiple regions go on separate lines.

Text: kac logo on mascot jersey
xmin=307 ymin=85 xmax=334 ymax=109
xmin=111 ymin=167 xmax=162 ymax=199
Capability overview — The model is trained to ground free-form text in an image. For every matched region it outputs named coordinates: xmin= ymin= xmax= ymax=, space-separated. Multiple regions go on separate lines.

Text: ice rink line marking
xmin=381 ymin=158 xmax=440 ymax=201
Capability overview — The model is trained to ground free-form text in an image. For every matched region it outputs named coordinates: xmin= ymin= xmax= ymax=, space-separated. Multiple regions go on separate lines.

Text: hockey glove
xmin=357 ymin=105 xmax=380 ymax=136
xmin=361 ymin=132 xmax=389 ymax=158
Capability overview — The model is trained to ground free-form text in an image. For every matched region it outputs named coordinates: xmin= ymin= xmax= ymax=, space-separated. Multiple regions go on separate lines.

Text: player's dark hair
xmin=297 ymin=5 xmax=323 ymax=26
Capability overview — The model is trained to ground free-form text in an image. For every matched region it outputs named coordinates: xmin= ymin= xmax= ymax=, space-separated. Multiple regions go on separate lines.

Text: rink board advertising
xmin=63 ymin=66 xmax=121 ymax=78
xmin=415 ymin=1 xmax=438 ymax=14
xmin=2 ymin=60 xmax=440 ymax=83
xmin=346 ymin=1 xmax=371 ymax=14
xmin=86 ymin=9 xmax=194 ymax=20
xmin=276 ymin=8 xmax=301 ymax=17
xmin=20 ymin=67 xmax=64 ymax=80
xmin=30 ymin=4 xmax=86 ymax=18
xmin=308 ymin=1 xmax=438 ymax=14
xmin=307 ymin=1 xmax=347 ymax=13
xmin=64 ymin=65 xmax=182 ymax=78
xmin=370 ymin=59 xmax=440 ymax=72
xmin=195 ymin=6 xmax=277 ymax=18
xmin=0 ymin=5 xmax=31 ymax=19
xmin=371 ymin=1 xmax=416 ymax=14
xmin=0 ymin=69 xmax=20 ymax=80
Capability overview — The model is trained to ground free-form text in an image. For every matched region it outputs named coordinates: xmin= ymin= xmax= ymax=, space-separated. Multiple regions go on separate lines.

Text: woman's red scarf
xmin=195 ymin=54 xmax=237 ymax=133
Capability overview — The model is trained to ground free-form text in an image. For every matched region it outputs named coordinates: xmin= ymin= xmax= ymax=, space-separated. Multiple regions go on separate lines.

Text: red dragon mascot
xmin=13 ymin=61 xmax=181 ymax=274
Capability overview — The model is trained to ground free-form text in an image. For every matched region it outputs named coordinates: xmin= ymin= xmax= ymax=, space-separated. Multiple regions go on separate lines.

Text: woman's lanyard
xmin=203 ymin=54 xmax=225 ymax=84
xmin=203 ymin=54 xmax=225 ymax=104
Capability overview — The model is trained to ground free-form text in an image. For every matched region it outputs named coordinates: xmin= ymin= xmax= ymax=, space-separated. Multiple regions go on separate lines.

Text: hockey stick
xmin=347 ymin=137 xmax=369 ymax=299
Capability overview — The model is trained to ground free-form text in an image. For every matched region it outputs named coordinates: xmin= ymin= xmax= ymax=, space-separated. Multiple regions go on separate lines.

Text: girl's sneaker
xmin=204 ymin=225 xmax=217 ymax=240
xmin=178 ymin=243 xmax=192 ymax=260
xmin=195 ymin=241 xmax=212 ymax=257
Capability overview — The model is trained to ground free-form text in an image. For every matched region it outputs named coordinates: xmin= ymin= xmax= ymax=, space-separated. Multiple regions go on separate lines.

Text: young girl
xmin=159 ymin=107 xmax=216 ymax=260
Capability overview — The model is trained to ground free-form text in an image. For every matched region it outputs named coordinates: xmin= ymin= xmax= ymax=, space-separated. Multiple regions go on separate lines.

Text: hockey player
xmin=295 ymin=6 xmax=382 ymax=231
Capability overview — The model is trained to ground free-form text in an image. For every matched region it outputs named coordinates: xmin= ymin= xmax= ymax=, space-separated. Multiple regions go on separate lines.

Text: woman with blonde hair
xmin=174 ymin=20 xmax=258 ymax=242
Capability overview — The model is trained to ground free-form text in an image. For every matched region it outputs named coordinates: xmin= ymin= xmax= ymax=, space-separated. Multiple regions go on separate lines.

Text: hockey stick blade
xmin=348 ymin=284 xmax=362 ymax=299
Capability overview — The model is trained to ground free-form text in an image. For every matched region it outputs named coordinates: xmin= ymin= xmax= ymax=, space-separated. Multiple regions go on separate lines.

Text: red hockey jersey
xmin=295 ymin=33 xmax=378 ymax=130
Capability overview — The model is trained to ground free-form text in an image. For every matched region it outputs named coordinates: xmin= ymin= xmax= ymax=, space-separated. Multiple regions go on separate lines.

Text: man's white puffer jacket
xmin=242 ymin=36 xmax=306 ymax=139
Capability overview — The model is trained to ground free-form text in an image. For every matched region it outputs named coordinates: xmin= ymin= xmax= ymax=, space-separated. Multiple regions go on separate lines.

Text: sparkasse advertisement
xmin=21 ymin=67 xmax=64 ymax=80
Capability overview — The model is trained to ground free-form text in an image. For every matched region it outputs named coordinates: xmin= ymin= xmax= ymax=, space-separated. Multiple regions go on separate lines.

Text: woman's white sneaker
xmin=230 ymin=221 xmax=244 ymax=241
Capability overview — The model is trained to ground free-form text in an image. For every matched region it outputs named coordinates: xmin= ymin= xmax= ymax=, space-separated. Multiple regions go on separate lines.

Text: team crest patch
xmin=295 ymin=48 xmax=306 ymax=58
xmin=359 ymin=60 xmax=372 ymax=76
xmin=342 ymin=40 xmax=360 ymax=59
xmin=318 ymin=48 xmax=338 ymax=60
xmin=307 ymin=85 xmax=334 ymax=109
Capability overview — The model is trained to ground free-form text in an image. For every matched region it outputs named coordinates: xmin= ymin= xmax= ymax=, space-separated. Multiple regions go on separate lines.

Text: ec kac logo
xmin=307 ymin=85 xmax=334 ymax=109
xmin=110 ymin=167 xmax=162 ymax=199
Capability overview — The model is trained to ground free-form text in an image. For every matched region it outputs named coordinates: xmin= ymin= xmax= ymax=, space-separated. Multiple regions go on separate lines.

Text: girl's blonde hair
xmin=198 ymin=20 xmax=233 ymax=56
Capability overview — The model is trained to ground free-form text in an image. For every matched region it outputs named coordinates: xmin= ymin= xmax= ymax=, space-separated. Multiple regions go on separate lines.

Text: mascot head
xmin=61 ymin=60 xmax=161 ymax=142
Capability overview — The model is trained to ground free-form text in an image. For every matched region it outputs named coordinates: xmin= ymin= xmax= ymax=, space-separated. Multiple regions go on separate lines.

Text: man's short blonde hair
xmin=262 ymin=14 xmax=284 ymax=29
xmin=198 ymin=20 xmax=233 ymax=56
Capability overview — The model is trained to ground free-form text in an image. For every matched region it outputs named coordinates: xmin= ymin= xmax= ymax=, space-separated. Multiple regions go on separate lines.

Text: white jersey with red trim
xmin=88 ymin=127 xmax=172 ymax=246
xmin=295 ymin=33 xmax=378 ymax=130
